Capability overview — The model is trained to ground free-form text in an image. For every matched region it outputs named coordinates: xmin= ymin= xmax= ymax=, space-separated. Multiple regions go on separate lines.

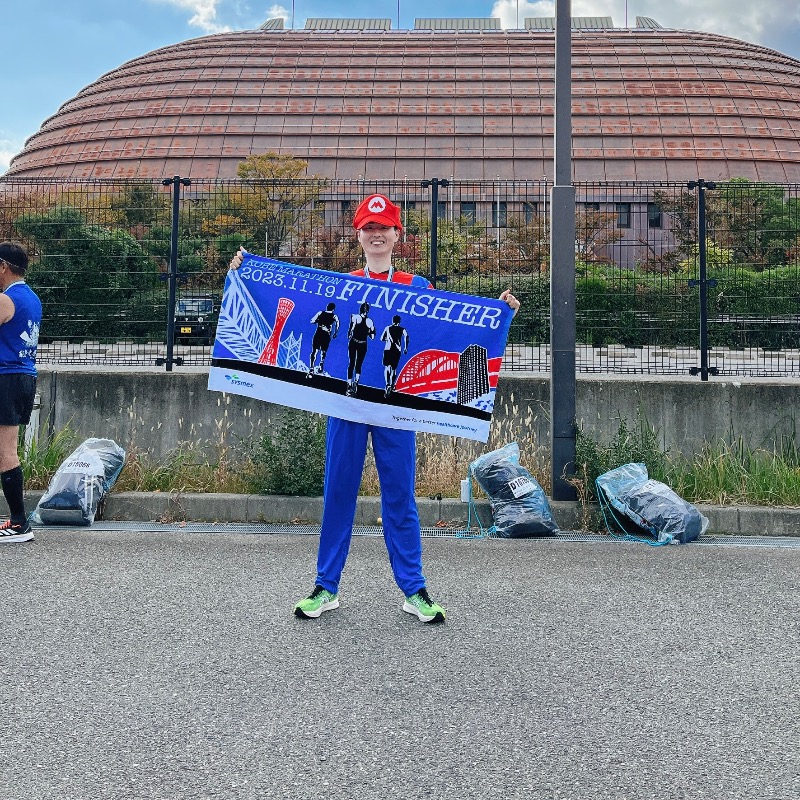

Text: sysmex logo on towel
xmin=207 ymin=256 xmax=514 ymax=441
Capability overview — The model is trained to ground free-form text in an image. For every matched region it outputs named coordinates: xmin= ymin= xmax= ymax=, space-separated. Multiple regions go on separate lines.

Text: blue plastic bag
xmin=470 ymin=442 xmax=559 ymax=538
xmin=595 ymin=463 xmax=708 ymax=545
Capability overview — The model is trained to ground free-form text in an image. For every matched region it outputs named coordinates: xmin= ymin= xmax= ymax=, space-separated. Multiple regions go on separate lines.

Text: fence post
xmin=688 ymin=179 xmax=718 ymax=381
xmin=158 ymin=176 xmax=191 ymax=371
xmin=421 ymin=177 xmax=449 ymax=287
xmin=23 ymin=393 xmax=40 ymax=453
xmin=550 ymin=0 xmax=577 ymax=501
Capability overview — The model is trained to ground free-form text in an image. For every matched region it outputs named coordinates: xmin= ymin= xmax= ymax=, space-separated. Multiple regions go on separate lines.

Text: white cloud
xmin=489 ymin=0 xmax=800 ymax=53
xmin=598 ymin=0 xmax=770 ymax=43
xmin=265 ymin=4 xmax=289 ymax=23
xmin=490 ymin=0 xmax=552 ymax=29
xmin=153 ymin=0 xmax=232 ymax=33
xmin=0 ymin=138 xmax=24 ymax=175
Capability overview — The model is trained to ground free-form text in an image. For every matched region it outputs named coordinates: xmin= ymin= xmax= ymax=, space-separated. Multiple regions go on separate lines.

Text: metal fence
xmin=1 ymin=176 xmax=799 ymax=376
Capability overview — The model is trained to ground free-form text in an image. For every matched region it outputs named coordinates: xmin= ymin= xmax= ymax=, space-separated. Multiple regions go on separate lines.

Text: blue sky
xmin=4 ymin=0 xmax=800 ymax=173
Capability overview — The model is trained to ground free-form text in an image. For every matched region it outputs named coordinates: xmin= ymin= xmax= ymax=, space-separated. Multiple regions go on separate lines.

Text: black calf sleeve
xmin=1 ymin=466 xmax=26 ymax=522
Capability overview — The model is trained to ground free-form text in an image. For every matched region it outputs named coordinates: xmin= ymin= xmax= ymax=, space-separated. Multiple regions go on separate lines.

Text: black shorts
xmin=312 ymin=330 xmax=332 ymax=351
xmin=0 ymin=374 xmax=37 ymax=426
xmin=383 ymin=349 xmax=401 ymax=369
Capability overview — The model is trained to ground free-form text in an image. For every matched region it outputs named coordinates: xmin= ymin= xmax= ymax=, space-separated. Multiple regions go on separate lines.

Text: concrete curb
xmin=25 ymin=490 xmax=800 ymax=536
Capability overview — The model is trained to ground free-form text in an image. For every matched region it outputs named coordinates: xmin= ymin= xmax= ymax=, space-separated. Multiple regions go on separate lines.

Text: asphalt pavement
xmin=2 ymin=528 xmax=798 ymax=800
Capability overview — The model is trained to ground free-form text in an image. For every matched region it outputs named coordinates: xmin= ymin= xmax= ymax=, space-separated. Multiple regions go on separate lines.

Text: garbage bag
xmin=595 ymin=462 xmax=708 ymax=544
xmin=470 ymin=442 xmax=559 ymax=538
xmin=33 ymin=438 xmax=126 ymax=526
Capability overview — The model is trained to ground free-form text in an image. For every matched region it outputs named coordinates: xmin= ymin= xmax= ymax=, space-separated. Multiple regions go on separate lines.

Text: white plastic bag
xmin=33 ymin=438 xmax=126 ymax=526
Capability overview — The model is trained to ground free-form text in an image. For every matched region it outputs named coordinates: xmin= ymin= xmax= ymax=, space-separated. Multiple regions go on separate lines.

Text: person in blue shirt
xmin=0 ymin=242 xmax=42 ymax=543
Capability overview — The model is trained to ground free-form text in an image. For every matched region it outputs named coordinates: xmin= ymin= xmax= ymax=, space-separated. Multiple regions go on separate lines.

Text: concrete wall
xmin=36 ymin=366 xmax=800 ymax=462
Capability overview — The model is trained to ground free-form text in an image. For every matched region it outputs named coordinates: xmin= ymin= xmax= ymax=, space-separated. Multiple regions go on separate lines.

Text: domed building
xmin=7 ymin=16 xmax=800 ymax=182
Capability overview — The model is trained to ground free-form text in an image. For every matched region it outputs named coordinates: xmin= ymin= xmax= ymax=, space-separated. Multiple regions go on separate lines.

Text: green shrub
xmin=574 ymin=411 xmax=668 ymax=500
xmin=20 ymin=424 xmax=78 ymax=489
xmin=444 ymin=273 xmax=551 ymax=343
xmin=247 ymin=410 xmax=327 ymax=496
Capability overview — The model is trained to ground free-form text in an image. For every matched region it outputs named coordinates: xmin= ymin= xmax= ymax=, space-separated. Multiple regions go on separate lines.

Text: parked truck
xmin=174 ymin=294 xmax=218 ymax=345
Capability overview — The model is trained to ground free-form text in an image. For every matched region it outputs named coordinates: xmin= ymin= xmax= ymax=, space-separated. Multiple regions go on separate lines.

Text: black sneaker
xmin=0 ymin=519 xmax=34 ymax=543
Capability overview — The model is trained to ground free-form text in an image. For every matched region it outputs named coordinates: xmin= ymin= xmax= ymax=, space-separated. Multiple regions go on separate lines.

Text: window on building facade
xmin=583 ymin=202 xmax=600 ymax=211
xmin=492 ymin=201 xmax=508 ymax=228
xmin=523 ymin=201 xmax=538 ymax=223
xmin=401 ymin=200 xmax=416 ymax=228
xmin=460 ymin=201 xmax=476 ymax=223
xmin=647 ymin=202 xmax=663 ymax=229
xmin=616 ymin=202 xmax=631 ymax=229
xmin=437 ymin=201 xmax=448 ymax=220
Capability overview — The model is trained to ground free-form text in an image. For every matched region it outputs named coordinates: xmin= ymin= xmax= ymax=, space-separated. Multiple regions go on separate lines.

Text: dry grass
xmin=29 ymin=392 xmax=553 ymax=500
xmin=20 ymin=424 xmax=79 ymax=490
xmin=113 ymin=442 xmax=252 ymax=494
xmin=359 ymin=395 xmax=550 ymax=498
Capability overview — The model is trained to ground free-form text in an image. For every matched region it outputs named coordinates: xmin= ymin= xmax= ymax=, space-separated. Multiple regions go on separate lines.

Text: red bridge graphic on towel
xmin=395 ymin=349 xmax=502 ymax=395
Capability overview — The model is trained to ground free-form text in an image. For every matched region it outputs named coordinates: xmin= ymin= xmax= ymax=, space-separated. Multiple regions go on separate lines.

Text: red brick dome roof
xmin=8 ymin=27 xmax=800 ymax=181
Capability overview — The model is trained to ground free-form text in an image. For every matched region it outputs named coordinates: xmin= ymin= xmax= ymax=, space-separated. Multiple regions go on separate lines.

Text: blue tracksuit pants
xmin=315 ymin=416 xmax=425 ymax=597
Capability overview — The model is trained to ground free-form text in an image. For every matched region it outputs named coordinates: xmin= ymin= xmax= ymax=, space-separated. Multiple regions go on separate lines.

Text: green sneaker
xmin=294 ymin=585 xmax=340 ymax=619
xmin=403 ymin=588 xmax=446 ymax=623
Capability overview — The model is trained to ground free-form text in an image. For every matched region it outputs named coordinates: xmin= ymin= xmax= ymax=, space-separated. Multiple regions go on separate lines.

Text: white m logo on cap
xmin=368 ymin=196 xmax=387 ymax=213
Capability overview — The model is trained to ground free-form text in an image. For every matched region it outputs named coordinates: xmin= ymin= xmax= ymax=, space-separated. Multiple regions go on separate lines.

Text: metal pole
xmin=23 ymin=393 xmax=40 ymax=453
xmin=496 ymin=176 xmax=501 ymax=253
xmin=161 ymin=176 xmax=190 ymax=372
xmin=421 ymin=177 xmax=449 ymax=287
xmin=698 ymin=183 xmax=709 ymax=381
xmin=450 ymin=175 xmax=454 ymax=222
xmin=403 ymin=175 xmax=408 ymax=242
xmin=550 ymin=0 xmax=577 ymax=500
xmin=430 ymin=179 xmax=439 ymax=287
xmin=688 ymin=179 xmax=717 ymax=381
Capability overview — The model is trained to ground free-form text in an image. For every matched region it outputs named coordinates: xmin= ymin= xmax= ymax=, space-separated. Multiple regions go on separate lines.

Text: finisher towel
xmin=208 ymin=255 xmax=514 ymax=442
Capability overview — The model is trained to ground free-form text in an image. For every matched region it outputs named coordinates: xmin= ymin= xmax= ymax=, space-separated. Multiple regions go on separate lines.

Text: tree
xmin=398 ymin=209 xmax=487 ymax=277
xmin=707 ymin=178 xmax=796 ymax=269
xmin=0 ymin=186 xmax=54 ymax=242
xmin=575 ymin=208 xmax=623 ymax=267
xmin=14 ymin=206 xmax=161 ymax=339
xmin=222 ymin=151 xmax=328 ymax=258
xmin=292 ymin=226 xmax=362 ymax=272
xmin=649 ymin=180 xmax=799 ymax=274
xmin=648 ymin=188 xmax=697 ymax=273
xmin=503 ymin=213 xmax=550 ymax=273
xmin=110 ymin=182 xmax=170 ymax=229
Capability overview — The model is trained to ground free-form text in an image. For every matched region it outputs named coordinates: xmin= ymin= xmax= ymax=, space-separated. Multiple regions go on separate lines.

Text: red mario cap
xmin=352 ymin=194 xmax=403 ymax=231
